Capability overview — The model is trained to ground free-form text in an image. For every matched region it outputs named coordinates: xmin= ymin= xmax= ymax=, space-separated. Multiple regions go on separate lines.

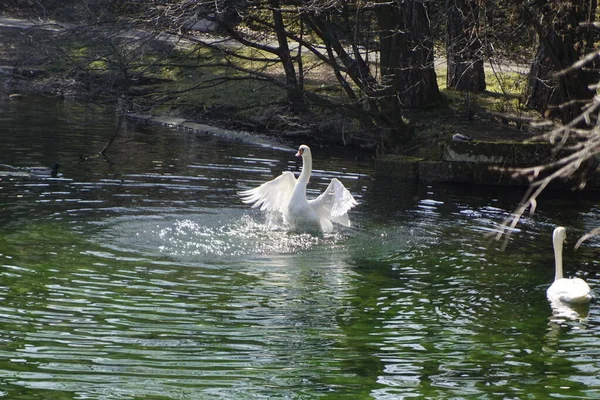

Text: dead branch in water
xmin=80 ymin=97 xmax=127 ymax=161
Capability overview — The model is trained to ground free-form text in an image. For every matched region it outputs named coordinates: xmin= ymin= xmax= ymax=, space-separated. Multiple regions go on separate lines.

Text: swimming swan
xmin=239 ymin=144 xmax=357 ymax=232
xmin=546 ymin=226 xmax=593 ymax=305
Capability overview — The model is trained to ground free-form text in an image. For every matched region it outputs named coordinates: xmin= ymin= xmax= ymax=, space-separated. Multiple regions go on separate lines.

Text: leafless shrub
xmin=494 ymin=50 xmax=600 ymax=249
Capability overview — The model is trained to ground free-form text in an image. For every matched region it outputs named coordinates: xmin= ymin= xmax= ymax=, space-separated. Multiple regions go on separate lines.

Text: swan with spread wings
xmin=239 ymin=144 xmax=358 ymax=233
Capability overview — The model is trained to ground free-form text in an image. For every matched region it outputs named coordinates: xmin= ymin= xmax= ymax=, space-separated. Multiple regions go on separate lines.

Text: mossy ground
xmin=0 ymin=21 xmax=542 ymax=157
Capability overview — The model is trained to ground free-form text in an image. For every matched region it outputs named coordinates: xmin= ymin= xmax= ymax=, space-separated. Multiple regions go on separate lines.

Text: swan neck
xmin=298 ymin=155 xmax=312 ymax=185
xmin=553 ymin=234 xmax=564 ymax=281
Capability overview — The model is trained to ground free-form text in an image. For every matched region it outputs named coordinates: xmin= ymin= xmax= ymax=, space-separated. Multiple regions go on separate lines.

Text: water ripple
xmin=3 ymin=97 xmax=600 ymax=399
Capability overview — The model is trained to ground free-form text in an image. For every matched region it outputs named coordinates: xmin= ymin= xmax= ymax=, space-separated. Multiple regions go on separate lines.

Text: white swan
xmin=239 ymin=144 xmax=358 ymax=232
xmin=547 ymin=226 xmax=593 ymax=305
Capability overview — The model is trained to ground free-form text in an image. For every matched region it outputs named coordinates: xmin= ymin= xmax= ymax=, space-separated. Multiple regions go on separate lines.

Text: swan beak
xmin=295 ymin=150 xmax=303 ymax=157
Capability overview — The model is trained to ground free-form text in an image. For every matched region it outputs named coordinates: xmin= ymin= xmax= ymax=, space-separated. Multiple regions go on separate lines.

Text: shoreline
xmin=1 ymin=16 xmax=597 ymax=191
xmin=125 ymin=113 xmax=294 ymax=152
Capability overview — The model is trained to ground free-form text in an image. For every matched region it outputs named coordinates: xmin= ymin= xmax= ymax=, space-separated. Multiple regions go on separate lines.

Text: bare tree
xmin=145 ymin=0 xmax=441 ymax=148
xmin=9 ymin=0 xmax=442 ymax=149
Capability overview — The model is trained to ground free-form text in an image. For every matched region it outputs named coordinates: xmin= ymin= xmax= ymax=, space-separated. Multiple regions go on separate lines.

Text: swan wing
xmin=239 ymin=171 xmax=297 ymax=213
xmin=309 ymin=178 xmax=357 ymax=227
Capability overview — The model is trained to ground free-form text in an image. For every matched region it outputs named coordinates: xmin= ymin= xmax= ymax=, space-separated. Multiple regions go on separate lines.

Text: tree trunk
xmin=526 ymin=31 xmax=559 ymax=114
xmin=446 ymin=0 xmax=486 ymax=92
xmin=270 ymin=0 xmax=303 ymax=106
xmin=375 ymin=0 xmax=439 ymax=109
xmin=525 ymin=0 xmax=598 ymax=122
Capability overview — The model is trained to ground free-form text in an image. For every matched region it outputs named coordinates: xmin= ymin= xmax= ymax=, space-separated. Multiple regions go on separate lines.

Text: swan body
xmin=239 ymin=144 xmax=357 ymax=232
xmin=546 ymin=227 xmax=593 ymax=305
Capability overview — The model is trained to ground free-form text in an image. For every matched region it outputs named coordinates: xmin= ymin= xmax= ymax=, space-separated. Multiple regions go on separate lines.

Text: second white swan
xmin=239 ymin=144 xmax=357 ymax=233
xmin=547 ymin=226 xmax=593 ymax=305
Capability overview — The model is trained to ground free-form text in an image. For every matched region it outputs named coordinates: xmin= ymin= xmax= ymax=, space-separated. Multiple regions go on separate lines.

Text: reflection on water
xmin=549 ymin=299 xmax=591 ymax=323
xmin=1 ymin=97 xmax=600 ymax=399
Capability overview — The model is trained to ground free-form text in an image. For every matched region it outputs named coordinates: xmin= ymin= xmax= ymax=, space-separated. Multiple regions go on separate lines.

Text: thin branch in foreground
xmin=575 ymin=227 xmax=600 ymax=249
xmin=492 ymin=87 xmax=600 ymax=249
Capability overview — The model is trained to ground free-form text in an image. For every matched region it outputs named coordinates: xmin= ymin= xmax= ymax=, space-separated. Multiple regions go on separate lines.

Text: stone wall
xmin=374 ymin=139 xmax=600 ymax=190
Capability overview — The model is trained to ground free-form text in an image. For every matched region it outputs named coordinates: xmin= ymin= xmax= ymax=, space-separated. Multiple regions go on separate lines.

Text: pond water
xmin=0 ymin=97 xmax=599 ymax=400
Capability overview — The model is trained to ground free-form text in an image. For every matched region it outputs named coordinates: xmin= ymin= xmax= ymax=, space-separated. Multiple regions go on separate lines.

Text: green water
xmin=0 ymin=97 xmax=599 ymax=399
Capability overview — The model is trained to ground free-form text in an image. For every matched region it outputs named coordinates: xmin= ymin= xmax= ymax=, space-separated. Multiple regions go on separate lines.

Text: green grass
xmin=40 ymin=29 xmax=542 ymax=151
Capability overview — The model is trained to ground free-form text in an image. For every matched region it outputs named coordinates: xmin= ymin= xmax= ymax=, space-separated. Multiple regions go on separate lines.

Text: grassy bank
xmin=0 ymin=18 xmax=541 ymax=156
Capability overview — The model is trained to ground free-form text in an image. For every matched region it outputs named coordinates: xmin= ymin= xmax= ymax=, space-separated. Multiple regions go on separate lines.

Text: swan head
xmin=295 ymin=144 xmax=311 ymax=158
xmin=553 ymin=226 xmax=567 ymax=245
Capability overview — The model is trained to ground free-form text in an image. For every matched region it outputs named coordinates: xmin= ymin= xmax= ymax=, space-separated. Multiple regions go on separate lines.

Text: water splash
xmin=156 ymin=215 xmax=325 ymax=257
xmin=93 ymin=211 xmax=348 ymax=262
